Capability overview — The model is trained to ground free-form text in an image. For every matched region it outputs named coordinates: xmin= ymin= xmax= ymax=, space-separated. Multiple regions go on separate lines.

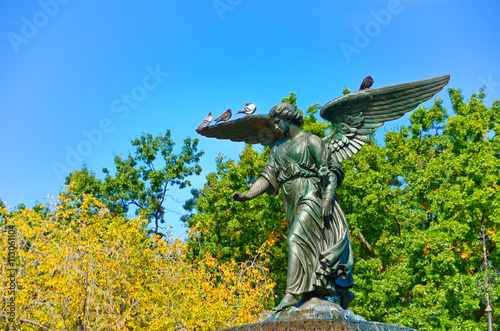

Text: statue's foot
xmin=339 ymin=290 xmax=355 ymax=310
xmin=272 ymin=293 xmax=299 ymax=311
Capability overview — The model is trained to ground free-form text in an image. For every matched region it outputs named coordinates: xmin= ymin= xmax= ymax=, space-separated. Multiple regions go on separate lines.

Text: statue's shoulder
xmin=305 ymin=132 xmax=322 ymax=146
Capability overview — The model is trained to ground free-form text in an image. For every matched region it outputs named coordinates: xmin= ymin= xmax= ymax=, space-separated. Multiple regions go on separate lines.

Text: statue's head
xmin=269 ymin=102 xmax=304 ymax=127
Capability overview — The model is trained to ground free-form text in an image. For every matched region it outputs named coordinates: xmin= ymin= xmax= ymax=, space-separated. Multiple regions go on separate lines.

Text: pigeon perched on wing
xmin=237 ymin=102 xmax=257 ymax=116
xmin=214 ymin=109 xmax=232 ymax=124
xmin=196 ymin=75 xmax=450 ymax=155
xmin=359 ymin=76 xmax=374 ymax=90
xmin=196 ymin=111 xmax=213 ymax=131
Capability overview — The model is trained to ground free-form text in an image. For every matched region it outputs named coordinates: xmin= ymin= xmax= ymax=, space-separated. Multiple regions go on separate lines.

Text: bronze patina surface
xmin=198 ymin=76 xmax=450 ymax=316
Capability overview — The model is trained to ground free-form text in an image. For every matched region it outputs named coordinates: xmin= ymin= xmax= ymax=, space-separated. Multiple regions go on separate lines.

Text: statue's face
xmin=273 ymin=116 xmax=291 ymax=133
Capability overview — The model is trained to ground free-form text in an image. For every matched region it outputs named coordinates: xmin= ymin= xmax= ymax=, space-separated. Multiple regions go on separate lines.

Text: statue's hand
xmin=321 ymin=198 xmax=333 ymax=218
xmin=232 ymin=192 xmax=251 ymax=202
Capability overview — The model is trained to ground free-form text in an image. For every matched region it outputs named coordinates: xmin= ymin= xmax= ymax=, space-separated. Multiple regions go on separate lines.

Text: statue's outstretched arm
xmin=232 ymin=177 xmax=270 ymax=202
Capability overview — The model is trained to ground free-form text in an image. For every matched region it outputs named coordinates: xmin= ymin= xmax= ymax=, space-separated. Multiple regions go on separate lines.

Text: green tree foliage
xmin=65 ymin=130 xmax=203 ymax=235
xmin=186 ymin=89 xmax=500 ymax=329
xmin=338 ymin=88 xmax=500 ymax=330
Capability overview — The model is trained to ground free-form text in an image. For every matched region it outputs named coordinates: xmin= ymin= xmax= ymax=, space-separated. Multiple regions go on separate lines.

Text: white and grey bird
xmin=214 ymin=109 xmax=232 ymax=124
xmin=237 ymin=102 xmax=257 ymax=116
xmin=196 ymin=111 xmax=213 ymax=131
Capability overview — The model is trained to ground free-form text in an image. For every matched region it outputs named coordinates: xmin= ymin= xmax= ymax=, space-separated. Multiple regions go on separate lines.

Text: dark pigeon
xmin=359 ymin=76 xmax=374 ymax=90
xmin=214 ymin=109 xmax=232 ymax=124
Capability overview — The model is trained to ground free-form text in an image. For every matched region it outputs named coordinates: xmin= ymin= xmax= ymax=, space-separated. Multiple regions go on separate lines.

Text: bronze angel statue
xmin=197 ymin=75 xmax=450 ymax=311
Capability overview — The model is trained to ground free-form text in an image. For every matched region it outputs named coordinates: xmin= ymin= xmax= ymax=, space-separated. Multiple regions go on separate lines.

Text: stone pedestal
xmin=220 ymin=297 xmax=417 ymax=331
xmin=221 ymin=318 xmax=416 ymax=330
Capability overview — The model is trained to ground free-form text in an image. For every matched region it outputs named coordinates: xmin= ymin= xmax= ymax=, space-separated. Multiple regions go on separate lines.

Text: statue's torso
xmin=272 ymin=133 xmax=320 ymax=184
xmin=271 ymin=133 xmax=323 ymax=225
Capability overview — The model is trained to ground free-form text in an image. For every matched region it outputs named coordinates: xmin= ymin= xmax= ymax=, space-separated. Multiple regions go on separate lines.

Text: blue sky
xmin=1 ymin=0 xmax=499 ymax=238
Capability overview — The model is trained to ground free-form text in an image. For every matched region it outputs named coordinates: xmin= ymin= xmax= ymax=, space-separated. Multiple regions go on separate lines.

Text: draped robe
xmin=260 ymin=132 xmax=354 ymax=296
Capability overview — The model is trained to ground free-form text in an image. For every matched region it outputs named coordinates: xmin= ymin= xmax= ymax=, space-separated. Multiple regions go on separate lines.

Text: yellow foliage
xmin=0 ymin=194 xmax=274 ymax=330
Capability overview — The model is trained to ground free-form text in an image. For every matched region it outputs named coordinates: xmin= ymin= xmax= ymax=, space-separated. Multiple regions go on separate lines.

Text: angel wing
xmin=320 ymin=75 xmax=450 ymax=163
xmin=196 ymin=114 xmax=285 ymax=146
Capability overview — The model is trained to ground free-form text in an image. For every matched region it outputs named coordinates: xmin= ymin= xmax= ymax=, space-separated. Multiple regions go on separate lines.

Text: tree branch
xmin=357 ymin=230 xmax=375 ymax=258
xmin=19 ymin=318 xmax=50 ymax=330
xmin=159 ymin=181 xmax=170 ymax=205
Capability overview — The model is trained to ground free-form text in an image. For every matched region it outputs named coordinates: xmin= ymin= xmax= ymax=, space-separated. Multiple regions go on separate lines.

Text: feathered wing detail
xmin=320 ymin=75 xmax=450 ymax=163
xmin=196 ymin=114 xmax=285 ymax=146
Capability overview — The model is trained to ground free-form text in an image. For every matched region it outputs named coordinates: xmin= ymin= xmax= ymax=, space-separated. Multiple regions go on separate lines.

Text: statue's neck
xmin=286 ymin=125 xmax=302 ymax=140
